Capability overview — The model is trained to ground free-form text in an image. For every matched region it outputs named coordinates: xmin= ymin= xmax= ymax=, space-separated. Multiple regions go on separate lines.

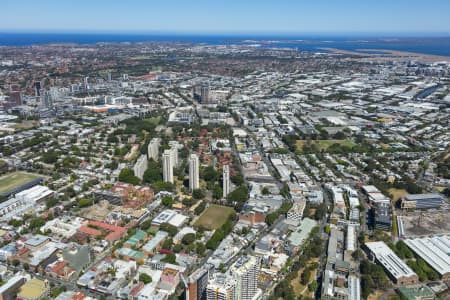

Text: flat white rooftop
xmin=366 ymin=241 xmax=416 ymax=279
xmin=405 ymin=236 xmax=450 ymax=276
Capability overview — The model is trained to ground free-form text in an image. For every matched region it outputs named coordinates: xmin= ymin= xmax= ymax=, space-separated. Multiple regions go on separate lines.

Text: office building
xmin=187 ymin=267 xmax=210 ymax=300
xmin=365 ymin=241 xmax=418 ymax=285
xmin=148 ymin=138 xmax=160 ymax=161
xmin=163 ymin=150 xmax=174 ymax=183
xmin=223 ymin=165 xmax=230 ymax=199
xmin=189 ymin=154 xmax=200 ymax=191
xmin=206 ymin=274 xmax=236 ymax=300
xmin=373 ymin=200 xmax=392 ymax=231
xmin=229 ymin=256 xmax=260 ymax=300
xmin=84 ymin=77 xmax=89 ymax=91
xmin=133 ymin=155 xmax=148 ymax=181
xmin=34 ymin=81 xmax=41 ymax=97
xmin=170 ymin=146 xmax=179 ymax=168
xmin=41 ymin=90 xmax=54 ymax=110
xmin=6 ymin=91 xmax=22 ymax=109
xmin=194 ymin=84 xmax=211 ymax=104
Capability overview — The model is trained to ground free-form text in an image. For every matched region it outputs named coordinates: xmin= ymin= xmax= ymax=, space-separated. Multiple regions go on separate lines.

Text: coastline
xmin=320 ymin=47 xmax=450 ymax=63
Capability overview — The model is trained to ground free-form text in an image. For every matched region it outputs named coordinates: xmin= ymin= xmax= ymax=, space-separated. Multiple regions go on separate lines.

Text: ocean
xmin=1 ymin=33 xmax=450 ymax=57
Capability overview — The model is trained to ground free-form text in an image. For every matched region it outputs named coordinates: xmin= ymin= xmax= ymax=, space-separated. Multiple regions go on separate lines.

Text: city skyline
xmin=2 ymin=0 xmax=450 ymax=35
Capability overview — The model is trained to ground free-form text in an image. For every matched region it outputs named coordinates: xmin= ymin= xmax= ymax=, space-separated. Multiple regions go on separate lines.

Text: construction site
xmin=397 ymin=211 xmax=450 ymax=238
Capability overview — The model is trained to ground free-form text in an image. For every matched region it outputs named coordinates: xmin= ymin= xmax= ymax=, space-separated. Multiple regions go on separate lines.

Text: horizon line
xmin=1 ymin=29 xmax=450 ymax=38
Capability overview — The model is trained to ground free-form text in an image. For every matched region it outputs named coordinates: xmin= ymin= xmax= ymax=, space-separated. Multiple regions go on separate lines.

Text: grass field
xmin=143 ymin=117 xmax=161 ymax=126
xmin=388 ymin=188 xmax=408 ymax=202
xmin=296 ymin=139 xmax=356 ymax=153
xmin=194 ymin=205 xmax=235 ymax=230
xmin=291 ymin=258 xmax=319 ymax=298
xmin=0 ymin=172 xmax=40 ymax=195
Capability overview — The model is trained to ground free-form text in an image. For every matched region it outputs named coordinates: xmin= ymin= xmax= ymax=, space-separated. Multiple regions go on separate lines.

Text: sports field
xmin=296 ymin=139 xmax=356 ymax=153
xmin=0 ymin=172 xmax=40 ymax=195
xmin=388 ymin=188 xmax=408 ymax=202
xmin=194 ymin=205 xmax=235 ymax=230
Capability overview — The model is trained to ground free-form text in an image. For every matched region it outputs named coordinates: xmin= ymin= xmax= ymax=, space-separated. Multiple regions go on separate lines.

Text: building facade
xmin=133 ymin=155 xmax=148 ymax=180
xmin=163 ymin=150 xmax=174 ymax=184
xmin=148 ymin=138 xmax=160 ymax=161
xmin=223 ymin=165 xmax=230 ymax=199
xmin=189 ymin=154 xmax=200 ymax=191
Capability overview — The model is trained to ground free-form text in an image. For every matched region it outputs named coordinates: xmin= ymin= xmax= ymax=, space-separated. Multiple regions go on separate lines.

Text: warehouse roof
xmin=365 ymin=241 xmax=416 ymax=279
xmin=404 ymin=236 xmax=450 ymax=277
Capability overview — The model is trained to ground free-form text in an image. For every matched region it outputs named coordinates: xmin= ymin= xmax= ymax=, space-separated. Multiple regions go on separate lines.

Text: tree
xmin=395 ymin=241 xmax=413 ymax=259
xmin=201 ymin=166 xmax=219 ymax=182
xmin=182 ymin=233 xmax=196 ymax=245
xmin=271 ymin=280 xmax=295 ymax=300
xmin=352 ymin=249 xmax=364 ymax=261
xmin=78 ymin=198 xmax=93 ymax=208
xmin=231 ymin=174 xmax=244 ymax=186
xmin=152 ymin=181 xmax=175 ymax=193
xmin=227 ymin=186 xmax=248 ymax=205
xmin=265 ymin=212 xmax=278 ymax=226
xmin=29 ymin=217 xmax=45 ymax=230
xmin=261 ymin=186 xmax=270 ymax=195
xmin=301 ymin=268 xmax=311 ymax=285
xmin=195 ymin=201 xmax=206 ymax=215
xmin=46 ymin=198 xmax=58 ymax=209
xmin=162 ymin=253 xmax=176 ymax=264
xmin=212 ymin=184 xmax=223 ymax=199
xmin=196 ymin=242 xmax=206 ymax=256
xmin=143 ymin=167 xmax=162 ymax=183
xmin=173 ymin=244 xmax=182 ymax=253
xmin=162 ymin=238 xmax=173 ymax=249
xmin=41 ymin=151 xmax=58 ymax=164
xmin=139 ymin=273 xmax=152 ymax=284
xmin=159 ymin=223 xmax=178 ymax=237
xmin=308 ymin=281 xmax=318 ymax=292
xmin=161 ymin=196 xmax=174 ymax=208
xmin=314 ymin=203 xmax=327 ymax=220
xmin=206 ymin=220 xmax=233 ymax=250
xmin=334 ymin=131 xmax=346 ymax=140
xmin=192 ymin=189 xmax=205 ymax=200
xmin=182 ymin=197 xmax=197 ymax=207
xmin=118 ymin=168 xmax=140 ymax=185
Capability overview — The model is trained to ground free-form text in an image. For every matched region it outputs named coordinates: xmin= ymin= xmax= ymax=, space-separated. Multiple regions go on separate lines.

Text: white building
xmin=404 ymin=236 xmax=450 ymax=281
xmin=133 ymin=155 xmax=148 ymax=180
xmin=229 ymin=255 xmax=260 ymax=300
xmin=223 ymin=165 xmax=230 ymax=199
xmin=365 ymin=241 xmax=418 ymax=285
xmin=170 ymin=146 xmax=179 ymax=168
xmin=147 ymin=138 xmax=160 ymax=161
xmin=0 ymin=185 xmax=54 ymax=221
xmin=189 ymin=154 xmax=200 ymax=191
xmin=41 ymin=217 xmax=83 ymax=239
xmin=163 ymin=150 xmax=173 ymax=183
xmin=207 ymin=274 xmax=237 ymax=300
xmin=286 ymin=199 xmax=306 ymax=226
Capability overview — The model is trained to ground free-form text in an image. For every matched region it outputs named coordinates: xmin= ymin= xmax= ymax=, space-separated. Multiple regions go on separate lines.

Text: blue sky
xmin=2 ymin=0 xmax=450 ymax=35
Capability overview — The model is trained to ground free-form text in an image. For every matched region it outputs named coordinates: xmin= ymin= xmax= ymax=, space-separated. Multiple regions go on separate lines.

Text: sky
xmin=2 ymin=0 xmax=450 ymax=35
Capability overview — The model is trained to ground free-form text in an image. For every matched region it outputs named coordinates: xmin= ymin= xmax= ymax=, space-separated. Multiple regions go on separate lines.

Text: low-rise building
xmin=365 ymin=241 xmax=418 ymax=285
